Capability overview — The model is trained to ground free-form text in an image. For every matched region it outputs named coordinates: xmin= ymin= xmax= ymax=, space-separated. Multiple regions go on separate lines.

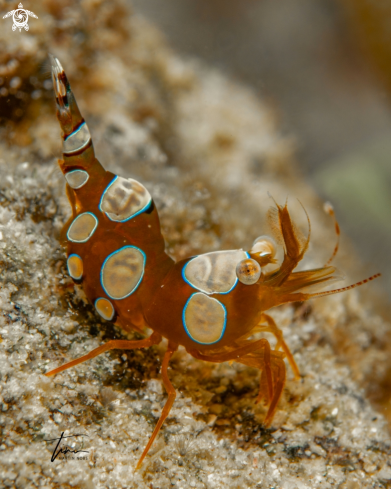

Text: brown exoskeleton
xmin=45 ymin=55 xmax=380 ymax=469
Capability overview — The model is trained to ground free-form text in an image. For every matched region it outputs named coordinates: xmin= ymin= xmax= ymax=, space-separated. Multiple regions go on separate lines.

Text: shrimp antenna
xmin=307 ymin=273 xmax=381 ymax=299
xmin=297 ymin=198 xmax=311 ymax=254
xmin=323 ymin=202 xmax=340 ymax=266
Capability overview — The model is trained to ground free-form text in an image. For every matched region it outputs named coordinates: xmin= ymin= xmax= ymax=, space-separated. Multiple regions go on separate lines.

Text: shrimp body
xmin=146 ymin=251 xmax=274 ymax=351
xmin=51 ymin=57 xmax=173 ymax=332
xmin=63 ymin=168 xmax=173 ymax=331
xmin=46 ymin=56 xmax=380 ymax=470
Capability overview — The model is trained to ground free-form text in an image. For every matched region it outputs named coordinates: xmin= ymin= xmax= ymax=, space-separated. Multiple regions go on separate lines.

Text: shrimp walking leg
xmin=239 ymin=352 xmax=286 ymax=425
xmin=45 ymin=331 xmax=162 ymax=377
xmin=136 ymin=342 xmax=178 ymax=470
xmin=188 ymin=339 xmax=285 ymax=425
xmin=258 ymin=313 xmax=300 ymax=380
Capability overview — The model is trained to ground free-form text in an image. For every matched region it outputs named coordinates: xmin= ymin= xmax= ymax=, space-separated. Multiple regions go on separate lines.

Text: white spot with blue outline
xmin=182 ymin=249 xmax=250 ymax=295
xmin=99 ymin=176 xmax=152 ymax=222
xmin=65 ymin=169 xmax=89 ymax=189
xmin=183 ymin=292 xmax=227 ymax=345
xmin=63 ymin=122 xmax=91 ymax=154
xmin=67 ymin=212 xmax=98 ymax=243
xmin=100 ymin=245 xmax=146 ymax=300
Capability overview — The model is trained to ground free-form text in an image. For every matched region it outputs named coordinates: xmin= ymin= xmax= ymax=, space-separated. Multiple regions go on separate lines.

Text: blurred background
xmin=132 ymin=0 xmax=391 ymax=303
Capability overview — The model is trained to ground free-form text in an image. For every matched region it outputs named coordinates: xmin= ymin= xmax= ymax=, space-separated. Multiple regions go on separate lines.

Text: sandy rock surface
xmin=0 ymin=1 xmax=390 ymax=487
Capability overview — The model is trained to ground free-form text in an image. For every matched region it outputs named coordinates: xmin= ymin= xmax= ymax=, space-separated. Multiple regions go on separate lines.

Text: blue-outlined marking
xmin=67 ymin=212 xmax=98 ymax=243
xmin=182 ymin=292 xmax=227 ymax=345
xmin=95 ymin=298 xmax=115 ymax=321
xmin=100 ymin=245 xmax=146 ymax=300
xmin=181 ymin=251 xmax=250 ymax=295
xmin=98 ymin=176 xmax=152 ymax=222
xmin=64 ymin=122 xmax=86 ymax=141
xmin=63 ymin=122 xmax=91 ymax=154
xmin=67 ymin=253 xmax=83 ymax=280
xmin=65 ymin=169 xmax=89 ymax=189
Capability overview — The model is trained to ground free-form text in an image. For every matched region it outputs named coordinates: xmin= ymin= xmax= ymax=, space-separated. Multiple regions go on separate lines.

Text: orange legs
xmin=45 ymin=332 xmax=179 ymax=471
xmin=45 ymin=331 xmax=162 ymax=377
xmin=256 ymin=313 xmax=300 ymax=380
xmin=136 ymin=342 xmax=178 ymax=470
xmin=239 ymin=351 xmax=286 ymax=425
xmin=188 ymin=338 xmax=285 ymax=426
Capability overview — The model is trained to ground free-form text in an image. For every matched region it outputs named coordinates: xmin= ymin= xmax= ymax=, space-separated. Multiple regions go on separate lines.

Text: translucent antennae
xmin=307 ymin=273 xmax=381 ymax=299
xmin=323 ymin=202 xmax=340 ymax=266
xmin=296 ymin=198 xmax=311 ymax=256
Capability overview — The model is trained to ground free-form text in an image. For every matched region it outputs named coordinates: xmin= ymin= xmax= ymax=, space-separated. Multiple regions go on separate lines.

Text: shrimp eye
xmin=251 ymin=235 xmax=277 ymax=258
xmin=236 ymin=258 xmax=261 ymax=285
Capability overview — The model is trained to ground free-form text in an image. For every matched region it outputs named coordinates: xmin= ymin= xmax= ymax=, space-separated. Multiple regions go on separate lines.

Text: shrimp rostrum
xmin=46 ymin=56 xmax=380 ymax=469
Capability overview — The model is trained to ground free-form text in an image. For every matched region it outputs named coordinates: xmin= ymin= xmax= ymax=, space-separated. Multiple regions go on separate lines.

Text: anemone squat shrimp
xmin=45 ymin=55 xmax=380 ymax=470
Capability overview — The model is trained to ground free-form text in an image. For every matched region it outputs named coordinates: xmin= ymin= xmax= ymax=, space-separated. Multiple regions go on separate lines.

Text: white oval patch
xmin=182 ymin=250 xmax=249 ymax=294
xmin=99 ymin=176 xmax=152 ymax=222
xmin=67 ymin=212 xmax=98 ymax=243
xmin=63 ymin=122 xmax=91 ymax=154
xmin=101 ymin=246 xmax=146 ymax=300
xmin=183 ymin=293 xmax=226 ymax=345
xmin=65 ymin=170 xmax=89 ymax=189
